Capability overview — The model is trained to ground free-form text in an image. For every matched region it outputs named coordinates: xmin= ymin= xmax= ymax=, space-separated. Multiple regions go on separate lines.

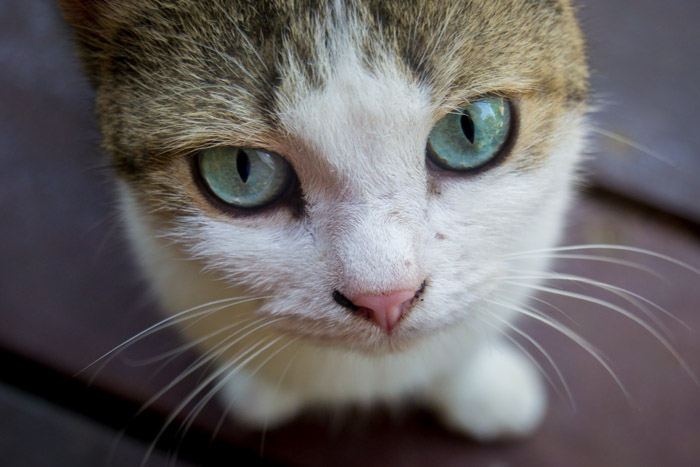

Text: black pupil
xmin=236 ymin=149 xmax=251 ymax=183
xmin=460 ymin=113 xmax=475 ymax=144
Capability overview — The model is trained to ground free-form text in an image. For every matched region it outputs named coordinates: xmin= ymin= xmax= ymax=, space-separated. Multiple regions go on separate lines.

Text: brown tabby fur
xmin=59 ymin=0 xmax=587 ymax=187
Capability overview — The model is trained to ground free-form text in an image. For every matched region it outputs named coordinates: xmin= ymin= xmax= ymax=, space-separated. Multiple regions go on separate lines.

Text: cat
xmin=58 ymin=0 xmax=589 ymax=441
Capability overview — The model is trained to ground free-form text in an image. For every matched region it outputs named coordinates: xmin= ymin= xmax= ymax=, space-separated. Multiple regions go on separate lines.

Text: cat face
xmin=60 ymin=0 xmax=588 ymax=352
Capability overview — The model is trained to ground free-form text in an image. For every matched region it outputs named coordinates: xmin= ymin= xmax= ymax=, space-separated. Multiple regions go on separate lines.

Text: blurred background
xmin=1 ymin=1 xmax=699 ymax=466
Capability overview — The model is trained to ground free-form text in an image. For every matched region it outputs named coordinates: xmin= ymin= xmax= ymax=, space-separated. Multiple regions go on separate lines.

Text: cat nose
xmin=334 ymin=283 xmax=425 ymax=334
xmin=351 ymin=290 xmax=415 ymax=334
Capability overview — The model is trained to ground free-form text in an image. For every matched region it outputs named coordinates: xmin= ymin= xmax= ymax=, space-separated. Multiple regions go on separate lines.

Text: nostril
xmin=332 ymin=290 xmax=358 ymax=311
xmin=415 ymin=280 xmax=426 ymax=299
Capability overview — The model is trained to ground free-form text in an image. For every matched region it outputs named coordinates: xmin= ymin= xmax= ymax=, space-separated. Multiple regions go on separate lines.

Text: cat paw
xmin=428 ymin=343 xmax=546 ymax=441
xmin=217 ymin=371 xmax=304 ymax=429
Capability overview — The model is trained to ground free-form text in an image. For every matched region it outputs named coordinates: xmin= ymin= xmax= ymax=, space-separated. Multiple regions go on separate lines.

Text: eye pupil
xmin=460 ymin=113 xmax=475 ymax=144
xmin=426 ymin=97 xmax=511 ymax=172
xmin=236 ymin=149 xmax=251 ymax=183
xmin=198 ymin=147 xmax=294 ymax=210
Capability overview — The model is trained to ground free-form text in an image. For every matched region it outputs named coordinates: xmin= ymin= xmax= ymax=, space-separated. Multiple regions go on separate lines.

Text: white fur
xmin=426 ymin=342 xmax=546 ymax=440
xmin=120 ymin=8 xmax=586 ymax=439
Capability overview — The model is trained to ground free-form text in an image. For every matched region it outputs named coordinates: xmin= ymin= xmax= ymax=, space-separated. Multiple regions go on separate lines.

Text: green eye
xmin=197 ymin=147 xmax=293 ymax=209
xmin=427 ymin=97 xmax=512 ymax=172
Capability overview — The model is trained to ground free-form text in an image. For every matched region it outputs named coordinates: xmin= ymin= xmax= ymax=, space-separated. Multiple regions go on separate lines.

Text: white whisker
xmin=172 ymin=336 xmax=287 ymax=450
xmin=258 ymin=347 xmax=301 ymax=457
xmin=137 ymin=317 xmax=282 ymax=417
xmin=509 ymin=253 xmax=666 ymax=281
xmin=126 ymin=315 xmax=257 ymax=367
xmin=140 ymin=331 xmax=282 ymax=467
xmin=505 ymin=244 xmax=700 ymax=276
xmin=590 ymin=126 xmax=675 ymax=166
xmin=503 ymin=271 xmax=689 ymax=334
xmin=477 ymin=314 xmax=575 ymax=409
xmin=485 ymin=298 xmax=629 ymax=400
xmin=528 ymin=294 xmax=579 ymax=326
xmin=154 ymin=316 xmax=271 ymax=395
xmin=181 ymin=336 xmax=300 ymax=451
xmin=78 ymin=295 xmax=268 ymax=380
xmin=505 ymin=281 xmax=700 ymax=388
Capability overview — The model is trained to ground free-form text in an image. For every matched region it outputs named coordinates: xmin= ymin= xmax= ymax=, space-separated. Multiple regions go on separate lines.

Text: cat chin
xmin=288 ymin=327 xmax=441 ymax=356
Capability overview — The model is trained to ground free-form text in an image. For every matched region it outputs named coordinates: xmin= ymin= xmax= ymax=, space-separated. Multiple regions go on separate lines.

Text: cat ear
xmin=57 ymin=0 xmax=112 ymax=29
xmin=57 ymin=0 xmax=139 ymax=36
xmin=57 ymin=0 xmax=133 ymax=84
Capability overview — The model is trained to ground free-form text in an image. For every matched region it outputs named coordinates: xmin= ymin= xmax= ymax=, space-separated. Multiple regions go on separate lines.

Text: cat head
xmin=60 ymin=0 xmax=588 ymax=352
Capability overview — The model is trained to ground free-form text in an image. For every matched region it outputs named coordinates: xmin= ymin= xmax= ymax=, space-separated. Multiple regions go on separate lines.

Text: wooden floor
xmin=1 ymin=1 xmax=699 ymax=466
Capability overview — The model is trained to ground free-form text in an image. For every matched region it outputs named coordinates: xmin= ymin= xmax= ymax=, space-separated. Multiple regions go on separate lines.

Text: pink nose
xmin=349 ymin=289 xmax=417 ymax=334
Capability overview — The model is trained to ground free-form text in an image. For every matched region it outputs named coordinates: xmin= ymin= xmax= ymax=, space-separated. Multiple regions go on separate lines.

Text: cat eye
xmin=427 ymin=97 xmax=512 ymax=172
xmin=197 ymin=146 xmax=294 ymax=209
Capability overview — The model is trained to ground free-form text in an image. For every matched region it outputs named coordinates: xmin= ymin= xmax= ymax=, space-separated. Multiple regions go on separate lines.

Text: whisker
xmin=180 ymin=336 xmax=300 ymax=454
xmin=477 ymin=314 xmax=575 ymax=409
xmin=137 ymin=351 xmax=189 ymax=391
xmin=137 ymin=317 xmax=282 ymax=417
xmin=125 ymin=315 xmax=258 ymax=367
xmin=503 ymin=271 xmax=688 ymax=334
xmin=149 ymin=316 xmax=270 ymax=396
xmin=258 ymin=347 xmax=301 ymax=458
xmin=529 ymin=294 xmax=579 ymax=326
xmin=590 ymin=125 xmax=675 ymax=167
xmin=505 ymin=244 xmax=700 ymax=276
xmin=505 ymin=281 xmax=700 ymax=388
xmin=507 ymin=253 xmax=666 ymax=281
xmin=79 ymin=295 xmax=269 ymax=381
xmin=140 ymin=332 xmax=281 ymax=467
xmin=485 ymin=298 xmax=629 ymax=400
xmin=172 ymin=337 xmax=286 ymax=461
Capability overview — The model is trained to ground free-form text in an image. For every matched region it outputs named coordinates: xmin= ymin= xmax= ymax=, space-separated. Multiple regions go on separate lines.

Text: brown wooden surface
xmin=1 ymin=1 xmax=699 ymax=466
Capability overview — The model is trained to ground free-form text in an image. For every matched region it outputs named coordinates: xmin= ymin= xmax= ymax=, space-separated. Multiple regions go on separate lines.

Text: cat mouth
xmin=268 ymin=308 xmax=431 ymax=354
xmin=306 ymin=328 xmax=428 ymax=355
xmin=256 ymin=279 xmax=436 ymax=352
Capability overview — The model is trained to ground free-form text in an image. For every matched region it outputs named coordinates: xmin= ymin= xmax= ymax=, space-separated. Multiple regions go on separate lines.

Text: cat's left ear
xmin=57 ymin=0 xmax=119 ymax=30
xmin=56 ymin=0 xmax=135 ymax=84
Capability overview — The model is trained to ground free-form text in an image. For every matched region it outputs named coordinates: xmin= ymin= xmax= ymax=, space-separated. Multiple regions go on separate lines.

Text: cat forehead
xmin=60 ymin=0 xmax=587 ymax=176
xmin=272 ymin=43 xmax=433 ymax=199
xmin=276 ymin=35 xmax=431 ymax=160
xmin=248 ymin=0 xmax=587 ymax=110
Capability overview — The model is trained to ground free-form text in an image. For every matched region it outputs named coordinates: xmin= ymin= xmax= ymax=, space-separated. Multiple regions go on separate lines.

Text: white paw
xmin=428 ymin=343 xmax=546 ymax=441
xmin=216 ymin=370 xmax=304 ymax=429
